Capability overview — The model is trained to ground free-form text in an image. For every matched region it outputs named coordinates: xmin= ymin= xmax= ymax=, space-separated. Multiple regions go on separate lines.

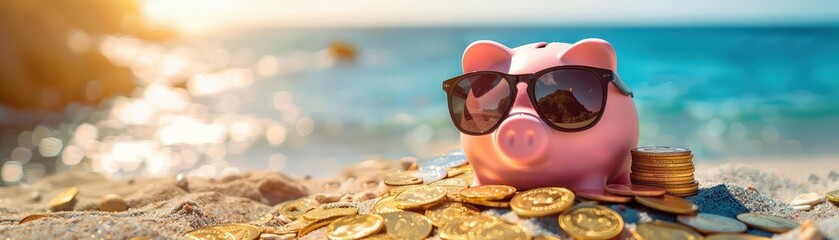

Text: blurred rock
xmin=188 ymin=171 xmax=309 ymax=206
xmin=175 ymin=174 xmax=189 ymax=191
xmin=99 ymin=193 xmax=127 ymax=212
xmin=257 ymin=172 xmax=309 ymax=205
xmin=313 ymin=193 xmax=343 ymax=203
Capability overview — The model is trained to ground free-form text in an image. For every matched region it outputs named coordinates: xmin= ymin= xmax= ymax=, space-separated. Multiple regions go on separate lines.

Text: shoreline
xmin=695 ymin=155 xmax=838 ymax=180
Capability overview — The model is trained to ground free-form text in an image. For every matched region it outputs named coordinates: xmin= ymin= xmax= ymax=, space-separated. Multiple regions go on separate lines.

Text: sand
xmin=0 ymin=160 xmax=836 ymax=239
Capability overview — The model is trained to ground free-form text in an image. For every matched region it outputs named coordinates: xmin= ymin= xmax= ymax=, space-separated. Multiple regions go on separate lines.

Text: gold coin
xmin=394 ymin=185 xmax=447 ymax=209
xmin=632 ymin=164 xmax=694 ymax=170
xmin=510 ymin=187 xmax=574 ymax=217
xmin=439 ymin=214 xmax=501 ymax=240
xmin=631 ymin=169 xmax=696 ymax=176
xmin=438 ymin=185 xmax=468 ymax=201
xmin=447 ymin=168 xmax=466 ymax=178
xmin=458 ymin=185 xmax=516 ymax=201
xmin=430 ymin=178 xmax=468 ymax=187
xmin=632 ymin=220 xmax=703 ymax=240
xmin=373 ymin=196 xmax=403 ymax=214
xmin=18 ymin=214 xmax=48 ymax=224
xmin=462 ymin=198 xmax=510 ymax=208
xmin=212 ymin=224 xmax=261 ymax=240
xmin=604 ymin=184 xmax=666 ymax=197
xmin=279 ymin=198 xmax=319 ymax=220
xmin=451 ymin=171 xmax=475 ymax=186
xmin=49 ymin=187 xmax=78 ymax=211
xmin=665 ymin=186 xmax=700 ymax=193
xmin=657 ymin=181 xmax=700 ymax=189
xmin=631 ymin=171 xmax=695 ymax=178
xmin=250 ymin=213 xmax=275 ymax=225
xmin=388 ymin=184 xmax=422 ymax=196
xmin=184 ymin=223 xmax=260 ymax=240
xmin=384 ymin=172 xmax=423 ymax=186
xmin=633 ymin=171 xmax=696 ymax=175
xmin=630 ymin=182 xmax=697 ymax=189
xmin=532 ymin=235 xmax=560 ymax=240
xmin=303 ymin=206 xmax=359 ymax=221
xmin=425 ymin=202 xmax=480 ymax=227
xmin=677 ymin=213 xmax=747 ymax=234
xmin=630 ymin=171 xmax=694 ymax=178
xmin=635 ymin=195 xmax=698 ymax=214
xmin=278 ymin=219 xmax=310 ymax=234
xmin=362 ymin=233 xmax=397 ymax=239
xmin=826 ymin=190 xmax=839 ymax=203
xmin=299 ymin=216 xmax=341 ymax=237
xmin=705 ymin=233 xmax=772 ymax=240
xmin=575 ymin=189 xmax=633 ymax=203
xmin=633 ymin=160 xmax=695 ymax=165
xmin=632 ymin=162 xmax=695 ymax=168
xmin=326 ymin=214 xmax=384 ymax=240
xmin=467 ymin=222 xmax=530 ymax=240
xmin=184 ymin=227 xmax=234 ymax=240
xmin=631 ymin=176 xmax=696 ymax=183
xmin=128 ymin=237 xmax=153 ymax=240
xmin=381 ymin=211 xmax=433 ymax=240
xmin=632 ymin=164 xmax=695 ymax=171
xmin=632 ymin=154 xmax=694 ymax=161
xmin=631 ymin=146 xmax=692 ymax=157
xmin=447 ymin=165 xmax=473 ymax=178
xmin=631 ymin=179 xmax=698 ymax=187
xmin=666 ymin=190 xmax=700 ymax=197
xmin=670 ymin=192 xmax=699 ymax=198
xmin=558 ymin=205 xmax=623 ymax=240
xmin=632 ymin=159 xmax=694 ymax=166
xmin=735 ymin=213 xmax=799 ymax=233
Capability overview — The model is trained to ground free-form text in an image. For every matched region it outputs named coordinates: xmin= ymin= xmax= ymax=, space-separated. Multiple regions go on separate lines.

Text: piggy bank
xmin=443 ymin=39 xmax=638 ymax=191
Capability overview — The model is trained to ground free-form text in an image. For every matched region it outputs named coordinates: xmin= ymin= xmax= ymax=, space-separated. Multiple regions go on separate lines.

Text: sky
xmin=140 ymin=0 xmax=839 ymax=35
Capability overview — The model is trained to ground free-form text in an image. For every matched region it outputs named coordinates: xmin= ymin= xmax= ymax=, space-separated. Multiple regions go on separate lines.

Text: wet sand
xmin=0 ymin=160 xmax=836 ymax=239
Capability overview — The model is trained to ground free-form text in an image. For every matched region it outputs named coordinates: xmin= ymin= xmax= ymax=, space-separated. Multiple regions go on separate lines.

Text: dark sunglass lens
xmin=533 ymin=69 xmax=604 ymax=129
xmin=449 ymin=74 xmax=512 ymax=134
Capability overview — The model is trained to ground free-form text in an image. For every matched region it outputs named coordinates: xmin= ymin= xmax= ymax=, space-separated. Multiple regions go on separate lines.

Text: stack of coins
xmin=630 ymin=146 xmax=699 ymax=197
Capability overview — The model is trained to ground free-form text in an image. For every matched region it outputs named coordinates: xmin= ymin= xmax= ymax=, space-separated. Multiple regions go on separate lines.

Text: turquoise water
xmin=4 ymin=27 xmax=838 ymax=182
xmin=204 ymin=27 xmax=839 ymax=175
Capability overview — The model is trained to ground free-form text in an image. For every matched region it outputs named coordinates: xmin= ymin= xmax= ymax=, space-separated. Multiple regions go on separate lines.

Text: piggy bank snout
xmin=495 ymin=113 xmax=549 ymax=165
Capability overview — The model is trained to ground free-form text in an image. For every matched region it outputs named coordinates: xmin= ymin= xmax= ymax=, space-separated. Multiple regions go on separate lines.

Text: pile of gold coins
xmin=18 ymin=149 xmax=829 ymax=240
xmin=630 ymin=146 xmax=699 ymax=197
xmin=245 ymin=149 xmax=800 ymax=240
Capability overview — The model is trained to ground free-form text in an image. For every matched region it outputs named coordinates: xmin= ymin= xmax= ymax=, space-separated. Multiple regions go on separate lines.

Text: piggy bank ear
xmin=558 ymin=38 xmax=617 ymax=71
xmin=462 ymin=40 xmax=514 ymax=73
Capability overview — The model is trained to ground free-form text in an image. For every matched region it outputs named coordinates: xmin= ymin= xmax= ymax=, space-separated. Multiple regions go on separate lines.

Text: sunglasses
xmin=442 ymin=65 xmax=633 ymax=135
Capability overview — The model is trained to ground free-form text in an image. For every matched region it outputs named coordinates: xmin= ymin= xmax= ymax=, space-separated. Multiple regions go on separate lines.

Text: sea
xmin=2 ymin=27 xmax=839 ymax=183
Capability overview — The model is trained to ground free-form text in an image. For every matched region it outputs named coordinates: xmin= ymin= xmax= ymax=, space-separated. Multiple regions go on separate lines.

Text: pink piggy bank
xmin=442 ymin=38 xmax=638 ymax=191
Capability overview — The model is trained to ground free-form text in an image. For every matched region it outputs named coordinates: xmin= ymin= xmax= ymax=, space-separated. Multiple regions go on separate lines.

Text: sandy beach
xmin=0 ymin=158 xmax=836 ymax=239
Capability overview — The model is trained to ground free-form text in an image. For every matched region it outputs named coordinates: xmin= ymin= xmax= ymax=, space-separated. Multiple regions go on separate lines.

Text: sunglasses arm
xmin=611 ymin=73 xmax=633 ymax=98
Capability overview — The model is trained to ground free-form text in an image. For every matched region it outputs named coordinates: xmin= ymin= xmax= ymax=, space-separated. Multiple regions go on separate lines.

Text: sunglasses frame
xmin=442 ymin=65 xmax=633 ymax=135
